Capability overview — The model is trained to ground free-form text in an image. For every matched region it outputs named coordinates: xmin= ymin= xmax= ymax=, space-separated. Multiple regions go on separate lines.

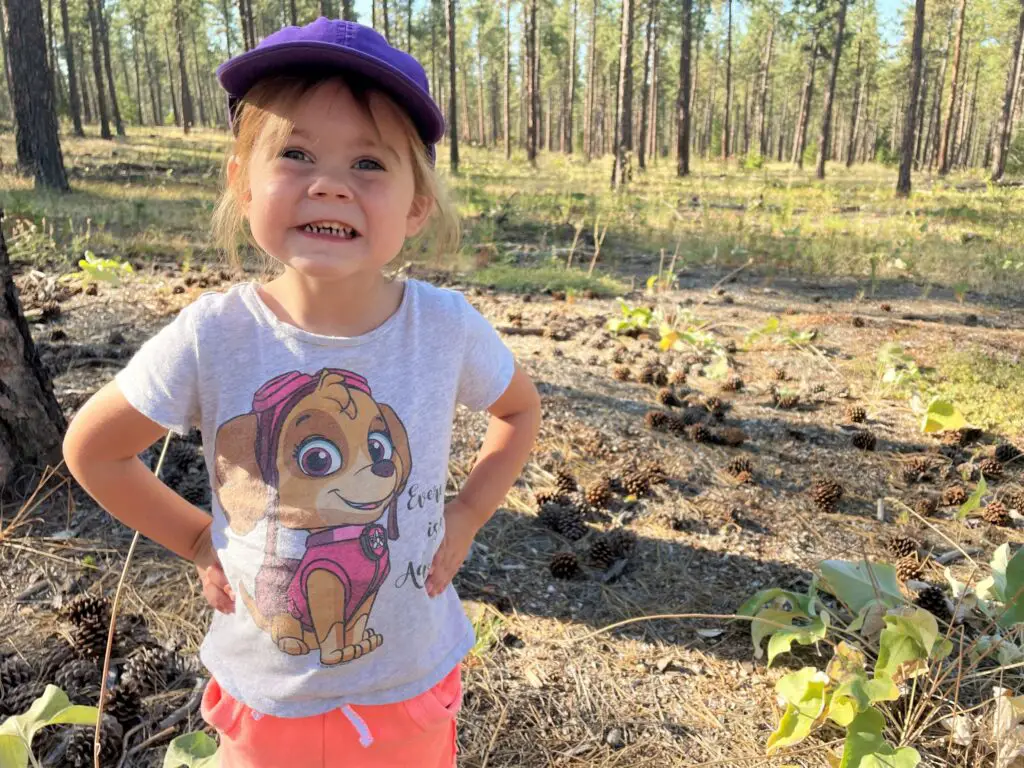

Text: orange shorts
xmin=200 ymin=665 xmax=461 ymax=768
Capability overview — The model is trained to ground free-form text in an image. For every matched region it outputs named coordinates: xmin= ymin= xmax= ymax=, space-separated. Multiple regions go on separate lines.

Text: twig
xmin=707 ymin=258 xmax=753 ymax=295
xmin=568 ymin=612 xmax=836 ymax=647
xmin=96 ymin=432 xmax=174 ymax=768
xmin=586 ymin=216 xmax=608 ymax=278
xmin=479 ymin=699 xmax=509 ymax=768
xmin=565 ymin=220 xmax=584 ymax=271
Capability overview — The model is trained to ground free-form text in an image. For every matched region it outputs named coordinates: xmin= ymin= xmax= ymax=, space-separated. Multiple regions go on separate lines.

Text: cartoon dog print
xmin=212 ymin=368 xmax=412 ymax=666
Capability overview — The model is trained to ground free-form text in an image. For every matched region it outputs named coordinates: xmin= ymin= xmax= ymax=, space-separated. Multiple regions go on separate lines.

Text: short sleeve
xmin=456 ymin=294 xmax=515 ymax=411
xmin=114 ymin=304 xmax=201 ymax=434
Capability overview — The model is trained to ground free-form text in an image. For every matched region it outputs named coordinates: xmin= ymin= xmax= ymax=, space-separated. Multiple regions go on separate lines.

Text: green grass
xmin=927 ymin=349 xmax=1024 ymax=435
xmin=2 ymin=125 xmax=1023 ymax=296
xmin=466 ymin=263 xmax=627 ymax=296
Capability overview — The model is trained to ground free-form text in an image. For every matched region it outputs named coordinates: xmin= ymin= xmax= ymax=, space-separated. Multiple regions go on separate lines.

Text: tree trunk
xmin=382 ymin=0 xmax=390 ymax=41
xmin=792 ymin=28 xmax=819 ymax=167
xmin=721 ymin=0 xmax=732 ymax=160
xmin=638 ymin=0 xmax=655 ymax=169
xmin=846 ymin=37 xmax=863 ymax=167
xmin=992 ymin=0 xmax=1024 ymax=181
xmin=611 ymin=0 xmax=634 ymax=187
xmin=958 ymin=57 xmax=980 ymax=168
xmin=142 ymin=21 xmax=162 ymax=126
xmin=342 ymin=0 xmax=353 ymax=21
xmin=755 ymin=18 xmax=774 ymax=157
xmin=476 ymin=44 xmax=485 ymax=145
xmin=289 ymin=0 xmax=297 ymax=24
xmin=583 ymin=0 xmax=597 ymax=161
xmin=565 ymin=0 xmax=577 ymax=153
xmin=0 ymin=214 xmax=68 ymax=501
xmin=938 ymin=0 xmax=967 ymax=173
xmin=5 ymin=0 xmax=68 ymax=189
xmin=189 ymin=21 xmax=208 ymax=127
xmin=525 ymin=0 xmax=538 ymax=165
xmin=897 ymin=0 xmax=926 ymax=196
xmin=649 ymin=29 xmax=658 ymax=160
xmin=59 ymin=0 xmax=84 ymax=136
xmin=173 ymin=2 xmax=193 ymax=133
xmin=444 ymin=0 xmax=458 ymax=172
xmin=816 ymin=0 xmax=847 ymax=179
xmin=86 ymin=0 xmax=112 ymax=139
xmin=131 ymin=20 xmax=145 ymax=124
xmin=504 ymin=0 xmax=511 ymax=158
xmin=98 ymin=0 xmax=124 ymax=135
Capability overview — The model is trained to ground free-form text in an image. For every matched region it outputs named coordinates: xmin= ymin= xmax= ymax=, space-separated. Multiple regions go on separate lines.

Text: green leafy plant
xmin=920 ymin=398 xmax=968 ymax=434
xmin=65 ymin=250 xmax=134 ymax=285
xmin=606 ymin=299 xmax=659 ymax=336
xmin=744 ymin=316 xmax=817 ymax=350
xmin=645 ymin=269 xmax=678 ymax=294
xmin=876 ymin=343 xmax=922 ymax=395
xmin=164 ymin=731 xmax=221 ymax=768
xmin=0 ymin=685 xmax=98 ymax=768
xmin=740 ymin=554 xmax=1024 ymax=765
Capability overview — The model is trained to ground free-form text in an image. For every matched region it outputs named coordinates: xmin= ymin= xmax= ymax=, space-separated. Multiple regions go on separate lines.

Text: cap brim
xmin=216 ymin=42 xmax=445 ymax=145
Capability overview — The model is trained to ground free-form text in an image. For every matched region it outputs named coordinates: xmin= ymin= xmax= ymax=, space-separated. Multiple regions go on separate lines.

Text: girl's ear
xmin=404 ymin=194 xmax=433 ymax=237
xmin=227 ymin=155 xmax=251 ymax=210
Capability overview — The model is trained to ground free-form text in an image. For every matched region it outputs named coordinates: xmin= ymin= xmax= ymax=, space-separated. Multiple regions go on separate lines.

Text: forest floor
xmin=1 ymin=127 xmax=1023 ymax=767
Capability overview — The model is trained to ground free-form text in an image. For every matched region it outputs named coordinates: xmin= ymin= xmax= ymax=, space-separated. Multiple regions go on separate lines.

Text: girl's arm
xmin=63 ymin=381 xmax=235 ymax=613
xmin=425 ymin=363 xmax=541 ymax=597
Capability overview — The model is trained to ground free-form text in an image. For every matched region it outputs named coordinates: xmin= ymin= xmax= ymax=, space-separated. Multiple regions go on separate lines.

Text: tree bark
xmin=98 ymin=0 xmax=124 ymax=135
xmin=342 ymin=0 xmax=353 ymax=21
xmin=816 ymin=0 xmax=847 ymax=178
xmin=938 ymin=0 xmax=967 ymax=173
xmin=289 ymin=0 xmax=297 ymax=25
xmin=5 ymin=0 xmax=68 ymax=189
xmin=0 ymin=213 xmax=68 ymax=502
xmin=59 ymin=0 xmax=84 ymax=136
xmin=638 ymin=0 xmax=655 ymax=169
xmin=846 ymin=36 xmax=863 ymax=167
xmin=189 ymin=20 xmax=208 ymax=127
xmin=444 ymin=0 xmax=458 ymax=172
xmin=611 ymin=0 xmax=634 ymax=187
xmin=86 ymin=0 xmax=112 ymax=138
xmin=142 ymin=19 xmax=162 ymax=126
xmin=755 ymin=18 xmax=774 ymax=157
xmin=791 ymin=27 xmax=819 ymax=167
xmin=525 ymin=0 xmax=538 ymax=165
xmin=897 ymin=0 xmax=925 ymax=197
xmin=504 ymin=0 xmax=511 ymax=158
xmin=173 ymin=1 xmax=193 ymax=133
xmin=992 ymin=0 xmax=1024 ymax=181
xmin=131 ymin=19 xmax=145 ymax=124
xmin=721 ymin=0 xmax=732 ymax=160
xmin=476 ymin=43 xmax=485 ymax=145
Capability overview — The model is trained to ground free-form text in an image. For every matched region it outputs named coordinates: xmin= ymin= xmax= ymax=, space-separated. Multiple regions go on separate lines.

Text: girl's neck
xmin=258 ymin=268 xmax=405 ymax=337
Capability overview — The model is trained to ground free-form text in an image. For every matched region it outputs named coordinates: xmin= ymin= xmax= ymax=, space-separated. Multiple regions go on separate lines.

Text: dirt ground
xmin=2 ymin=258 xmax=1023 ymax=767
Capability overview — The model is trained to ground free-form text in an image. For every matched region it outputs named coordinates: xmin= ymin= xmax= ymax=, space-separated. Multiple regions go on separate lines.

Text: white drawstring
xmin=341 ymin=704 xmax=374 ymax=747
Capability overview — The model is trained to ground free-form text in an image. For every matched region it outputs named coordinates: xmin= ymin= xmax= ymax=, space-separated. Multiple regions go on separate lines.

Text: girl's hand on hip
xmin=425 ymin=499 xmax=481 ymax=598
xmin=193 ymin=524 xmax=235 ymax=614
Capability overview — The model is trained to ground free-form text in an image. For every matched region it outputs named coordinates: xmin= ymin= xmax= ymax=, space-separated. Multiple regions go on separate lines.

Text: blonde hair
xmin=212 ymin=72 xmax=459 ymax=277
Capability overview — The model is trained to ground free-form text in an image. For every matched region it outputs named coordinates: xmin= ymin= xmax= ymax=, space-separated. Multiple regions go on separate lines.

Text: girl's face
xmin=236 ymin=81 xmax=431 ymax=283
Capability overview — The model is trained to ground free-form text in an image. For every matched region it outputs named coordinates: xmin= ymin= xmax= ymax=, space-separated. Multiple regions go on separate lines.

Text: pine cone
xmin=556 ymin=506 xmax=588 ymax=540
xmin=605 ymin=529 xmax=637 ymax=558
xmin=588 ymin=539 xmax=617 ymax=569
xmin=900 ymin=458 xmax=931 ymax=484
xmin=106 ymin=682 xmax=143 ymax=728
xmin=994 ymin=442 xmax=1021 ymax=463
xmin=549 ymin=552 xmax=580 ymax=579
xmin=621 ymin=471 xmax=651 ymax=497
xmin=733 ymin=470 xmax=754 ymax=485
xmin=721 ymin=376 xmax=744 ymax=392
xmin=716 ymin=427 xmax=748 ymax=447
xmin=885 ymin=534 xmax=918 ymax=560
xmin=775 ymin=393 xmax=800 ymax=409
xmin=772 ymin=367 xmax=787 ymax=381
xmin=689 ymin=424 xmax=711 ymax=443
xmin=35 ymin=636 xmax=76 ymax=682
xmin=121 ymin=646 xmax=178 ymax=695
xmin=584 ymin=480 xmax=613 ymax=509
xmin=54 ymin=658 xmax=101 ymax=703
xmin=1005 ymin=489 xmax=1024 ymax=512
xmin=612 ymin=348 xmax=629 ymax=364
xmin=942 ymin=484 xmax=968 ymax=506
xmin=645 ymin=410 xmax=670 ymax=431
xmin=555 ymin=469 xmax=578 ymax=495
xmin=61 ymin=593 xmax=110 ymax=628
xmin=811 ymin=479 xmax=843 ymax=512
xmin=656 ymin=388 xmax=682 ymax=407
xmin=845 ymin=405 xmax=867 ymax=423
xmin=703 ymin=396 xmax=724 ymax=418
xmin=982 ymin=501 xmax=1010 ymax=527
xmin=852 ymin=316 xmax=866 ymax=328
xmin=638 ymin=363 xmax=658 ymax=385
xmin=852 ymin=430 xmax=877 ymax=451
xmin=535 ymin=490 xmax=569 ymax=510
xmin=1 ymin=681 xmax=46 ymax=717
xmin=725 ymin=457 xmax=752 ymax=477
xmin=914 ymin=586 xmax=951 ymax=622
xmin=915 ymin=497 xmax=938 ymax=517
xmin=73 ymin=616 xmax=109 ymax=661
xmin=0 ymin=656 xmax=33 ymax=694
xmin=896 ymin=554 xmax=923 ymax=582
xmin=612 ymin=365 xmax=631 ymax=381
xmin=637 ymin=460 xmax=667 ymax=485
xmin=668 ymin=369 xmax=687 ymax=386
xmin=64 ymin=717 xmax=123 ymax=768
xmin=979 ymin=457 xmax=1003 ymax=480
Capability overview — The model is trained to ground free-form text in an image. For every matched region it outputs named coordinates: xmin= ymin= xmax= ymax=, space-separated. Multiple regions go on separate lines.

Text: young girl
xmin=62 ymin=17 xmax=541 ymax=768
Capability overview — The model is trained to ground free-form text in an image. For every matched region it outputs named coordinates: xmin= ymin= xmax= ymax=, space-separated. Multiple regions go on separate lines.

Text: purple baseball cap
xmin=216 ymin=18 xmax=444 ymax=162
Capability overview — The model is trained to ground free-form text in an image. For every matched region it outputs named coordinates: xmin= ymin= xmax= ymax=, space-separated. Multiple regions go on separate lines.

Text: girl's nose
xmin=308 ymin=174 xmax=353 ymax=199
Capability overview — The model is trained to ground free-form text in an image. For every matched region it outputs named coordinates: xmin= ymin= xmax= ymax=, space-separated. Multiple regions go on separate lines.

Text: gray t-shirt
xmin=114 ymin=278 xmax=515 ymax=717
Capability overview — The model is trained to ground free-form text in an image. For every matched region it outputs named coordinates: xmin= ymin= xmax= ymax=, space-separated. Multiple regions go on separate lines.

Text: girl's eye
xmin=367 ymin=431 xmax=394 ymax=463
xmin=282 ymin=148 xmax=311 ymax=162
xmin=355 ymin=158 xmax=384 ymax=171
xmin=294 ymin=437 xmax=342 ymax=477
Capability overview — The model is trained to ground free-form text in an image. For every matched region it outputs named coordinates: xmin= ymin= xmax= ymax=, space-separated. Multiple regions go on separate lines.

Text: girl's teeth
xmin=303 ymin=224 xmax=356 ymax=238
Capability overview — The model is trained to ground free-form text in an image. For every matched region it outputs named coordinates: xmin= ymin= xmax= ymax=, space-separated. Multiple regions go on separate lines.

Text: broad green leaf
xmin=995 ymin=544 xmax=1024 ymax=627
xmin=847 ymin=600 xmax=888 ymax=640
xmin=767 ymin=668 xmax=830 ymax=752
xmin=738 ymin=588 xmax=812 ymax=618
xmin=164 ymin=731 xmax=221 ymax=768
xmin=826 ymin=642 xmax=900 ymax=718
xmin=0 ymin=734 xmax=29 ymax=768
xmin=659 ymin=329 xmax=679 ymax=351
xmin=921 ymin=398 xmax=968 ymax=434
xmin=819 ymin=561 xmax=903 ymax=613
xmin=956 ymin=476 xmax=987 ymax=520
xmin=705 ymin=354 xmax=730 ymax=380
xmin=876 ymin=610 xmax=952 ymax=684
xmin=839 ymin=708 xmax=920 ymax=768
xmin=0 ymin=685 xmax=99 ymax=766
xmin=766 ymin=613 xmax=829 ymax=666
